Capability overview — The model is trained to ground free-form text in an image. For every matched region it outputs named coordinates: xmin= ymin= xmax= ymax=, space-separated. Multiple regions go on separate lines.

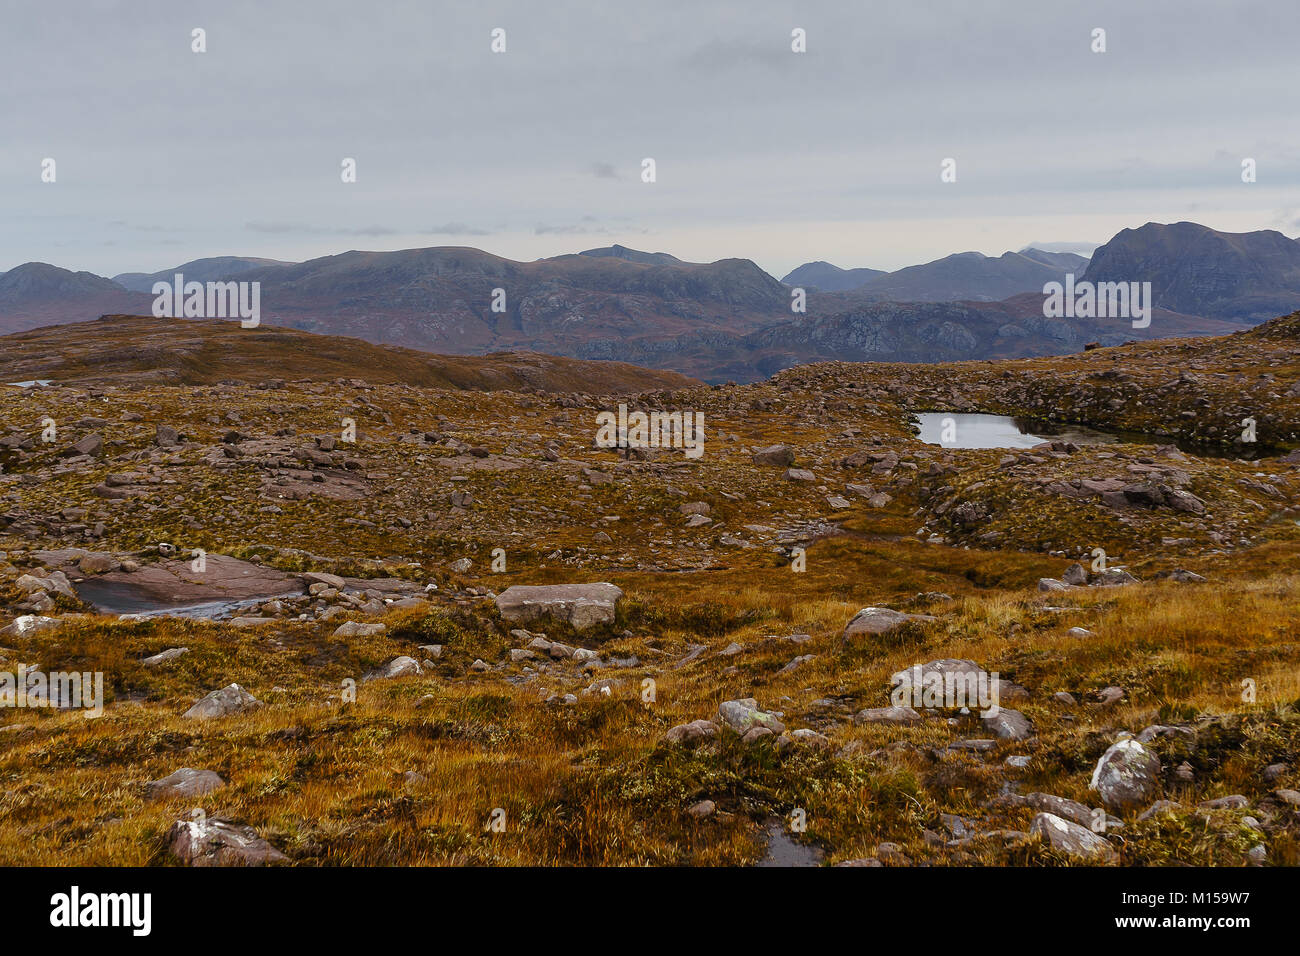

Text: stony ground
xmin=0 ymin=313 xmax=1298 ymax=866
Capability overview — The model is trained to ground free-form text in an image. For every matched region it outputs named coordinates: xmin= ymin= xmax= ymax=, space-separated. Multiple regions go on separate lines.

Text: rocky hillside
xmin=0 ymin=314 xmax=1297 ymax=867
xmin=4 ymin=223 xmax=1295 ymax=380
xmin=615 ymin=295 xmax=1242 ymax=382
xmin=231 ymin=246 xmax=790 ymax=355
xmin=0 ymin=316 xmax=697 ymax=393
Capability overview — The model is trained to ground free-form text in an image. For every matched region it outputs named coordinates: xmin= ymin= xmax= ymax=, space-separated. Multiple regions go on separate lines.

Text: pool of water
xmin=755 ymin=821 xmax=824 ymax=867
xmin=913 ymin=412 xmax=1122 ymax=450
xmin=73 ymin=578 xmax=298 ymax=619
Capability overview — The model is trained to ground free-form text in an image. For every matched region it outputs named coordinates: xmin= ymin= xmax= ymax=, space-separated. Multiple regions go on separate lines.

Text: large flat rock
xmin=494 ymin=583 xmax=623 ymax=630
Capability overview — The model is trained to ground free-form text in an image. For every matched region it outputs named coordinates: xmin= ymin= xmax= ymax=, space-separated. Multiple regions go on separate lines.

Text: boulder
xmin=494 ymin=583 xmax=623 ymax=630
xmin=842 ymin=606 xmax=936 ymax=641
xmin=854 ymin=705 xmax=922 ymax=725
xmin=1062 ymin=563 xmax=1088 ymax=586
xmin=665 ymin=719 xmax=719 ymax=747
xmin=981 ymin=708 xmax=1035 ymax=741
xmin=332 ymin=621 xmax=387 ymax=638
xmin=717 ymin=698 xmax=785 ymax=735
xmin=69 ymin=433 xmax=103 ymax=457
xmin=0 ymin=615 xmax=61 ymax=638
xmin=166 ymin=816 xmax=288 ymax=866
xmin=183 ymin=683 xmax=262 ymax=719
xmin=1029 ymin=812 xmax=1116 ymax=862
xmin=1025 ymin=792 xmax=1094 ymax=827
xmin=1090 ymin=737 xmax=1161 ymax=811
xmin=146 ymin=768 xmax=226 ymax=800
xmin=362 ymin=656 xmax=422 ymax=681
xmin=752 ymin=444 xmax=795 ymax=467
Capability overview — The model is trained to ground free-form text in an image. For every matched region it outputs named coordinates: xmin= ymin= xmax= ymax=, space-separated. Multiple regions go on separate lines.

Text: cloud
xmin=245 ymin=222 xmax=399 ymax=236
xmin=423 ymin=222 xmax=491 ymax=236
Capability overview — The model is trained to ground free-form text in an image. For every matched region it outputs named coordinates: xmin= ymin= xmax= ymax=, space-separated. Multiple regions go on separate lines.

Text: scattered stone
xmin=166 ymin=816 xmax=288 ymax=866
xmin=717 ymin=698 xmax=785 ymax=735
xmin=146 ymin=768 xmax=226 ymax=800
xmin=687 ymin=799 xmax=716 ymax=820
xmin=183 ymin=683 xmax=261 ymax=719
xmin=665 ymin=719 xmax=720 ymax=747
xmin=842 ymin=606 xmax=936 ymax=640
xmin=142 ymin=647 xmax=190 ymax=667
xmin=1198 ymin=794 xmax=1248 ymax=810
xmin=362 ymin=656 xmax=422 ymax=681
xmin=1029 ymin=812 xmax=1117 ymax=863
xmin=1090 ymin=737 xmax=1161 ymax=811
xmin=854 ymin=705 xmax=921 ymax=725
xmin=1138 ymin=800 xmax=1181 ymax=822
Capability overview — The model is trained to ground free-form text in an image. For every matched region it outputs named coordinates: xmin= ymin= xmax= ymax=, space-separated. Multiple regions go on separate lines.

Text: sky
xmin=3 ymin=0 xmax=1299 ymax=280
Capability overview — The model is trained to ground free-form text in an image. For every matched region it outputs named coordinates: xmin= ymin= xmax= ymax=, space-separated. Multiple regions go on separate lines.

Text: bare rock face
xmin=1090 ymin=737 xmax=1162 ymax=811
xmin=146 ymin=767 xmax=226 ymax=800
xmin=1029 ymin=812 xmax=1117 ymax=863
xmin=166 ymin=816 xmax=288 ymax=866
xmin=494 ymin=583 xmax=623 ymax=630
xmin=183 ymin=683 xmax=261 ymax=719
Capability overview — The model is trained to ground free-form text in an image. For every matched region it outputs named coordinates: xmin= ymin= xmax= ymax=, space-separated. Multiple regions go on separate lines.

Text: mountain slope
xmin=0 ymin=315 xmax=698 ymax=393
xmin=112 ymin=256 xmax=295 ymax=293
xmin=1082 ymin=221 xmax=1300 ymax=321
xmin=780 ymin=260 xmax=888 ymax=292
xmin=231 ymin=245 xmax=791 ymax=353
xmin=0 ymin=263 xmax=151 ymax=334
xmin=853 ymin=250 xmax=1078 ymax=303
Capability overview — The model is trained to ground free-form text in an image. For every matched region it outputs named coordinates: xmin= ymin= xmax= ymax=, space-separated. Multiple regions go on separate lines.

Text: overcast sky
xmin=3 ymin=0 xmax=1298 ymax=279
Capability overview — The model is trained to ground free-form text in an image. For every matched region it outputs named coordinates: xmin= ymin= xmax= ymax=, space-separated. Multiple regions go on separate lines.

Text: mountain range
xmin=2 ymin=221 xmax=1291 ymax=382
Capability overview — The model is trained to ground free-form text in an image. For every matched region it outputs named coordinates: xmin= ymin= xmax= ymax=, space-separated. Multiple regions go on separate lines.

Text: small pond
xmin=913 ymin=412 xmax=1264 ymax=458
xmin=913 ymin=413 xmax=1120 ymax=450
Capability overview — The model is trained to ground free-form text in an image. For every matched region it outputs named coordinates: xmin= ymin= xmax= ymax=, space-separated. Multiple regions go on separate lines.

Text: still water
xmin=914 ymin=412 xmax=1121 ymax=450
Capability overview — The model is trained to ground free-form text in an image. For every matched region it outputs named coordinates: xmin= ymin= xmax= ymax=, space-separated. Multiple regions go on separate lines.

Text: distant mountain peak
xmin=576 ymin=245 xmax=686 ymax=266
xmin=112 ymin=256 xmax=296 ymax=293
xmin=780 ymin=260 xmax=887 ymax=292
xmin=1082 ymin=222 xmax=1300 ymax=321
